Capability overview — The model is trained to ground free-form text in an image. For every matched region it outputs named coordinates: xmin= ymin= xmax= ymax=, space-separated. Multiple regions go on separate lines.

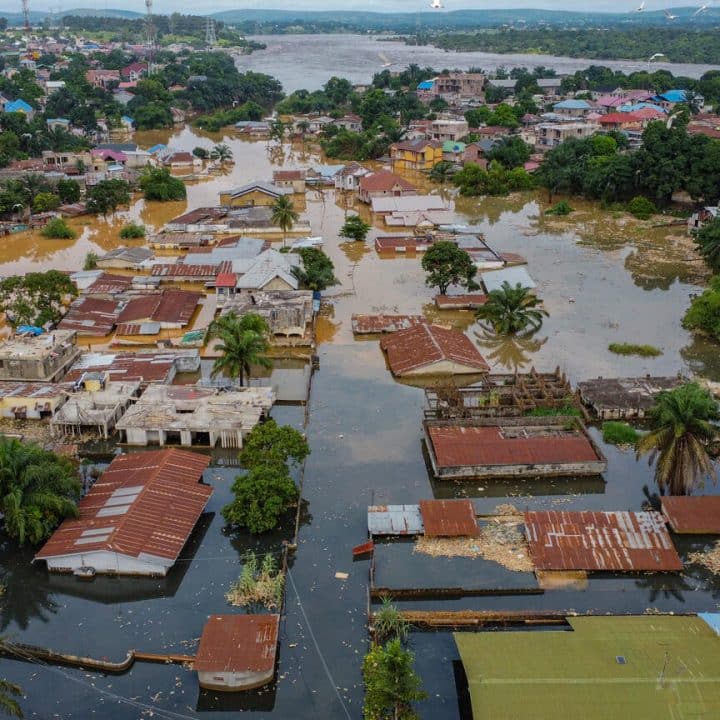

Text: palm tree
xmin=0 ymin=676 xmax=22 ymax=718
xmin=429 ymin=161 xmax=456 ymax=184
xmin=636 ymin=382 xmax=719 ymax=496
xmin=271 ymin=195 xmax=299 ymax=247
xmin=0 ymin=436 xmax=80 ymax=546
xmin=296 ymin=119 xmax=310 ymax=142
xmin=210 ymin=313 xmax=271 ymax=386
xmin=269 ymin=119 xmax=286 ymax=145
xmin=476 ymin=282 xmax=549 ymax=335
xmin=210 ymin=143 xmax=233 ymax=164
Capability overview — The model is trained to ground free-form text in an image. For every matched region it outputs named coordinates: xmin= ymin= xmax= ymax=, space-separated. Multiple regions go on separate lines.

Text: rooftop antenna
xmin=205 ymin=16 xmax=217 ymax=47
xmin=22 ymin=0 xmax=30 ymax=30
xmin=145 ymin=0 xmax=155 ymax=67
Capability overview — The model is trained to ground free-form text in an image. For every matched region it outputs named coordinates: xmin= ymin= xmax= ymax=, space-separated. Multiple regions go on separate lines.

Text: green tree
xmin=487 ymin=136 xmax=532 ymax=169
xmin=421 ymin=241 xmax=477 ymax=295
xmin=291 ymin=247 xmax=339 ymax=292
xmin=476 ymin=281 xmax=549 ymax=335
xmin=636 ymin=383 xmax=719 ymax=496
xmin=0 ymin=435 xmax=80 ymax=546
xmin=86 ymin=178 xmax=130 ymax=215
xmin=56 ymin=179 xmax=81 ymax=204
xmin=0 ymin=270 xmax=77 ymax=327
xmin=429 ymin=161 xmax=456 ymax=184
xmin=209 ymin=312 xmax=271 ymax=386
xmin=695 ymin=218 xmax=720 ymax=272
xmin=209 ymin=143 xmax=233 ymax=163
xmin=339 ymin=214 xmax=371 ymax=242
xmin=221 ymin=463 xmax=299 ymax=534
xmin=628 ymin=195 xmax=657 ymax=220
xmin=32 ymin=192 xmax=60 ymax=213
xmin=119 ymin=222 xmax=146 ymax=239
xmin=40 ymin=217 xmax=75 ymax=239
xmin=271 ymin=195 xmax=299 ymax=245
xmin=238 ymin=419 xmax=310 ymax=470
xmin=192 ymin=146 xmax=209 ymax=159
xmin=363 ymin=639 xmax=426 ymax=720
xmin=682 ymin=275 xmax=720 ymax=340
xmin=83 ymin=251 xmax=98 ymax=270
xmin=0 ymin=676 xmax=22 ymax=718
xmin=138 ymin=167 xmax=186 ymax=202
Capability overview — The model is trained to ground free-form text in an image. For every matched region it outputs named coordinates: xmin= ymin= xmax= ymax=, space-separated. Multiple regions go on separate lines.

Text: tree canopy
xmin=292 ymin=248 xmax=339 ymax=292
xmin=86 ymin=178 xmax=131 ymax=215
xmin=421 ymin=241 xmax=477 ymax=295
xmin=0 ymin=271 xmax=77 ymax=327
xmin=339 ymin=215 xmax=372 ymax=242
xmin=476 ymin=281 xmax=549 ymax=335
xmin=139 ymin=167 xmax=187 ymax=202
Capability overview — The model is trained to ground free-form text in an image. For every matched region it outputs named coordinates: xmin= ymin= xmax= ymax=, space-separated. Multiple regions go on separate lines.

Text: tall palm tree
xmin=0 ymin=436 xmax=80 ymax=546
xmin=0 ymin=676 xmax=22 ymax=718
xmin=429 ymin=161 xmax=456 ymax=184
xmin=271 ymin=195 xmax=299 ymax=247
xmin=636 ymin=382 xmax=719 ymax=496
xmin=210 ymin=143 xmax=233 ymax=164
xmin=296 ymin=119 xmax=310 ymax=142
xmin=476 ymin=282 xmax=549 ymax=335
xmin=269 ymin=119 xmax=286 ymax=145
xmin=210 ymin=314 xmax=271 ymax=386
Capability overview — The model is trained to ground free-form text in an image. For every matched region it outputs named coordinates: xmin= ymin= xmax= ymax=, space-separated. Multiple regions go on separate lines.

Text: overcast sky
xmin=5 ymin=0 xmax=715 ymax=14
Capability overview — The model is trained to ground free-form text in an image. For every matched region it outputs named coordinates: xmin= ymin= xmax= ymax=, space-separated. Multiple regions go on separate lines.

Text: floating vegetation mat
xmin=414 ymin=505 xmax=533 ymax=572
xmin=687 ymin=541 xmax=720 ymax=575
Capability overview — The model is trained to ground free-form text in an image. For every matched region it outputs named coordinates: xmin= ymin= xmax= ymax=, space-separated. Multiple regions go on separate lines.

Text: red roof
xmin=661 ymin=496 xmax=720 ymax=534
xmin=427 ymin=425 xmax=600 ymax=468
xmin=215 ymin=273 xmax=238 ymax=288
xmin=36 ymin=449 xmax=211 ymax=563
xmin=419 ymin=499 xmax=479 ymax=537
xmin=85 ymin=273 xmax=133 ymax=295
xmin=58 ymin=297 xmax=119 ymax=336
xmin=599 ymin=112 xmax=642 ymax=125
xmin=273 ymin=170 xmax=306 ymax=181
xmin=151 ymin=262 xmax=230 ymax=279
xmin=164 ymin=152 xmax=194 ymax=164
xmin=380 ymin=324 xmax=489 ymax=376
xmin=359 ymin=169 xmax=417 ymax=194
xmin=195 ymin=614 xmax=279 ymax=673
xmin=524 ymin=510 xmax=683 ymax=572
xmin=64 ymin=351 xmax=178 ymax=384
xmin=117 ymin=290 xmax=202 ymax=325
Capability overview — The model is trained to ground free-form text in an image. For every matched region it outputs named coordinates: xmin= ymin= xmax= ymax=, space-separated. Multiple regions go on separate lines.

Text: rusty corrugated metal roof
xmin=661 ymin=496 xmax=720 ymax=534
xmin=351 ymin=314 xmax=425 ymax=334
xmin=64 ymin=352 xmax=177 ymax=384
xmin=380 ymin=324 xmax=489 ymax=376
xmin=151 ymin=262 xmax=230 ymax=278
xmin=419 ymin=499 xmax=479 ymax=537
xmin=58 ymin=297 xmax=120 ymax=336
xmin=85 ymin=273 xmax=133 ymax=295
xmin=524 ymin=510 xmax=683 ymax=572
xmin=0 ymin=381 xmax=66 ymax=400
xmin=368 ymin=505 xmax=424 ymax=536
xmin=194 ymin=614 xmax=279 ymax=673
xmin=117 ymin=290 xmax=201 ymax=325
xmin=427 ymin=425 xmax=601 ymax=468
xmin=36 ymin=449 xmax=211 ymax=563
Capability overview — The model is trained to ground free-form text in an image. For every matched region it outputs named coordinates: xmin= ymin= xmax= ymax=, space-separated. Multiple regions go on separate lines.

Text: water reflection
xmin=681 ymin=334 xmax=720 ymax=382
xmin=634 ymin=573 xmax=693 ymax=604
xmin=473 ymin=327 xmax=548 ymax=372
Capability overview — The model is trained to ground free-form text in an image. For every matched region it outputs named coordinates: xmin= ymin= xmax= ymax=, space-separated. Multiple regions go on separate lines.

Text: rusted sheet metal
xmin=499 ymin=252 xmax=528 ymax=266
xmin=524 ymin=510 xmax=683 ymax=572
xmin=368 ymin=505 xmax=424 ymax=536
xmin=375 ymin=236 xmax=434 ymax=253
xmin=151 ymin=261 xmax=231 ymax=279
xmin=118 ymin=290 xmax=202 ymax=326
xmin=114 ymin=322 xmax=161 ymax=336
xmin=419 ymin=499 xmax=479 ymax=537
xmin=380 ymin=324 xmax=489 ymax=376
xmin=661 ymin=496 xmax=720 ymax=534
xmin=434 ymin=294 xmax=488 ymax=310
xmin=0 ymin=381 xmax=65 ymax=400
xmin=195 ymin=614 xmax=279 ymax=673
xmin=36 ymin=449 xmax=211 ymax=563
xmin=427 ymin=425 xmax=601 ymax=468
xmin=168 ymin=207 xmax=228 ymax=226
xmin=64 ymin=352 xmax=177 ymax=384
xmin=58 ymin=297 xmax=120 ymax=336
xmin=351 ymin=314 xmax=425 ymax=335
xmin=85 ymin=273 xmax=133 ymax=296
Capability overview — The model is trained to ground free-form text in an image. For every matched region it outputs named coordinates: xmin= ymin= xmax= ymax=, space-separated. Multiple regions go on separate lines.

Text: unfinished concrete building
xmin=221 ymin=291 xmax=314 ymax=344
xmin=577 ymin=376 xmax=684 ymax=420
xmin=115 ymin=385 xmax=275 ymax=448
xmin=52 ymin=380 xmax=141 ymax=439
xmin=0 ymin=331 xmax=81 ymax=382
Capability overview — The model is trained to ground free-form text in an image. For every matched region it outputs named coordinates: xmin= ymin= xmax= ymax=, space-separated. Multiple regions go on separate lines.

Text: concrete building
xmin=96 ymin=246 xmax=154 ymax=270
xmin=234 ymin=249 xmax=299 ymax=294
xmin=430 ymin=119 xmax=470 ymax=143
xmin=358 ymin=170 xmax=417 ymax=204
xmin=218 ymin=182 xmax=293 ymax=208
xmin=0 ymin=381 xmax=68 ymax=420
xmin=434 ymin=72 xmax=486 ymax=101
xmin=34 ymin=449 xmax=212 ymax=577
xmin=0 ymin=331 xmax=81 ymax=382
xmin=272 ymin=170 xmax=307 ymax=193
xmin=535 ymin=122 xmax=600 ymax=152
xmin=390 ymin=140 xmax=443 ymax=172
xmin=115 ymin=385 xmax=275 ymax=448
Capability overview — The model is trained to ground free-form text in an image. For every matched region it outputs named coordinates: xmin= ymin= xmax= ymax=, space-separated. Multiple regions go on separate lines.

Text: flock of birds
xmin=427 ymin=1 xmax=716 ymax=16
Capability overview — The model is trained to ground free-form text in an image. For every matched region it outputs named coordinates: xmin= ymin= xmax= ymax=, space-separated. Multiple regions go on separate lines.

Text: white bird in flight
xmin=633 ymin=1 xmax=646 ymax=12
xmin=664 ymin=9 xmax=678 ymax=20
xmin=430 ymin=0 xmax=444 ymax=8
xmin=695 ymin=2 xmax=712 ymax=15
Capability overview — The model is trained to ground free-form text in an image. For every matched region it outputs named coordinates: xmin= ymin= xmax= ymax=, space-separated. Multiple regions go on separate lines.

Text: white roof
xmin=235 ymin=249 xmax=299 ymax=291
xmin=371 ymin=196 xmax=448 ymax=213
xmin=481 ymin=267 xmax=537 ymax=293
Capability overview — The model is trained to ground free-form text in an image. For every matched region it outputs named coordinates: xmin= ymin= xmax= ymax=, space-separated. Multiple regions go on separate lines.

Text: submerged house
xmin=34 ymin=449 xmax=212 ymax=577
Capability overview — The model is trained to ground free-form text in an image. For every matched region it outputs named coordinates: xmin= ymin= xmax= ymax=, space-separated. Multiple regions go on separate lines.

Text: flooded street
xmin=237 ymin=34 xmax=720 ymax=92
xmin=1 ymin=124 xmax=719 ymax=719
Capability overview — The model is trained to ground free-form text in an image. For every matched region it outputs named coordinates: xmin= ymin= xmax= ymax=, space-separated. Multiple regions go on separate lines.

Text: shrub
xmin=545 ymin=200 xmax=573 ymax=216
xmin=225 ymin=551 xmax=284 ymax=609
xmin=33 ymin=191 xmax=60 ymax=212
xmin=682 ymin=276 xmax=720 ymax=341
xmin=374 ymin=597 xmax=409 ymax=644
xmin=40 ymin=217 xmax=75 ymax=239
xmin=139 ymin=167 xmax=186 ymax=202
xmin=526 ymin=405 xmax=581 ymax=417
xmin=119 ymin=222 xmax=146 ymax=239
xmin=83 ymin=251 xmax=98 ymax=270
xmin=602 ymin=421 xmax=641 ymax=446
xmin=628 ymin=196 xmax=657 ymax=220
xmin=608 ymin=342 xmax=663 ymax=357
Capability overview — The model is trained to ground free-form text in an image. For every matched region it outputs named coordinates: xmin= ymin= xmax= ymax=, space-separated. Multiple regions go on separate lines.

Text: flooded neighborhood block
xmin=524 ymin=510 xmax=683 ymax=572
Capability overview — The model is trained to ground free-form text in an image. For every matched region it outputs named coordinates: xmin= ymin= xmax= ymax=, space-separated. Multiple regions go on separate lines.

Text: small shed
xmin=195 ymin=614 xmax=279 ymax=691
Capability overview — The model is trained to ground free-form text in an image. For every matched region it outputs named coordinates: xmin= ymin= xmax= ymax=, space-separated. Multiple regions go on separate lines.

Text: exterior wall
xmin=261 ymin=276 xmax=295 ymax=292
xmin=219 ymin=190 xmax=280 ymax=208
xmin=43 ymin=550 xmax=171 ymax=576
xmin=391 ymin=146 xmax=443 ymax=172
xmin=402 ymin=360 xmax=487 ymax=377
xmin=198 ymin=668 xmax=274 ymax=692
xmin=0 ymin=346 xmax=82 ymax=382
xmin=0 ymin=393 xmax=66 ymax=420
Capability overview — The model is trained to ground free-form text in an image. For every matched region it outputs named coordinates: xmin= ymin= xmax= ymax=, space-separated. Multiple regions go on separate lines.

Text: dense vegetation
xmin=0 ymin=270 xmax=77 ymax=327
xmin=421 ymin=241 xmax=477 ymax=295
xmin=608 ymin=343 xmax=663 ymax=358
xmin=476 ymin=282 xmax=549 ymax=335
xmin=683 ymin=276 xmax=720 ymax=341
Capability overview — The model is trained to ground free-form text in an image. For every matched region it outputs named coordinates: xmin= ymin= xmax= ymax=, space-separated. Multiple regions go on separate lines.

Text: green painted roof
xmin=455 ymin=616 xmax=720 ymax=720
xmin=442 ymin=140 xmax=466 ymax=153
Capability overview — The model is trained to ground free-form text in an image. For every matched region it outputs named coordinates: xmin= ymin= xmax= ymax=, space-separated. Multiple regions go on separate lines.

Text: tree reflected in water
xmin=474 ymin=327 xmax=547 ymax=372
xmin=634 ymin=573 xmax=693 ymax=604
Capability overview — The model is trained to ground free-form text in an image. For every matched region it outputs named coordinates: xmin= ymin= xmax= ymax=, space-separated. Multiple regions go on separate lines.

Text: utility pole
xmin=145 ymin=0 xmax=154 ymax=69
xmin=22 ymin=0 xmax=30 ymax=30
xmin=204 ymin=17 xmax=217 ymax=47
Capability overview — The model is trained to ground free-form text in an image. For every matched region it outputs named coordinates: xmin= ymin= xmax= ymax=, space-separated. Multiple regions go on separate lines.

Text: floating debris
xmin=687 ymin=542 xmax=720 ymax=574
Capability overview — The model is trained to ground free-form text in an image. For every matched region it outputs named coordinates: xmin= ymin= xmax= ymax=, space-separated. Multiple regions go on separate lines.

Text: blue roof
xmin=121 ymin=115 xmax=134 ymax=124
xmin=554 ymin=99 xmax=591 ymax=110
xmin=147 ymin=143 xmax=166 ymax=154
xmin=5 ymin=99 xmax=32 ymax=113
xmin=417 ymin=80 xmax=435 ymax=90
xmin=619 ymin=102 xmax=667 ymax=113
xmin=656 ymin=89 xmax=688 ymax=103
xmin=699 ymin=613 xmax=720 ymax=636
xmin=47 ymin=117 xmax=69 ymax=124
xmin=312 ymin=165 xmax=344 ymax=178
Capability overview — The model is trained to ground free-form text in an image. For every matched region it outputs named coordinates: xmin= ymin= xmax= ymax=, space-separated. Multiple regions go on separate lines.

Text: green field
xmin=455 ymin=616 xmax=720 ymax=720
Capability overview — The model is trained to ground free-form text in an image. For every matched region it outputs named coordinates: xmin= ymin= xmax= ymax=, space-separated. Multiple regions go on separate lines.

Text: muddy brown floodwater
xmin=1 ymin=125 xmax=719 ymax=720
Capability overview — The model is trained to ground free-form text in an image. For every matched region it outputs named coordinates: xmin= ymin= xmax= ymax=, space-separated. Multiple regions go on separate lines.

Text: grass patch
xmin=525 ymin=405 xmax=581 ymax=417
xmin=545 ymin=200 xmax=573 ymax=216
xmin=602 ymin=421 xmax=641 ymax=446
xmin=225 ymin=551 xmax=284 ymax=610
xmin=608 ymin=342 xmax=663 ymax=357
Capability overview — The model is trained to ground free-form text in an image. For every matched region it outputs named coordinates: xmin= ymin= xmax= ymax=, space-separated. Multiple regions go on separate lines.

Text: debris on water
xmin=687 ymin=542 xmax=720 ymax=574
xmin=335 ymin=572 xmax=349 ymax=580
